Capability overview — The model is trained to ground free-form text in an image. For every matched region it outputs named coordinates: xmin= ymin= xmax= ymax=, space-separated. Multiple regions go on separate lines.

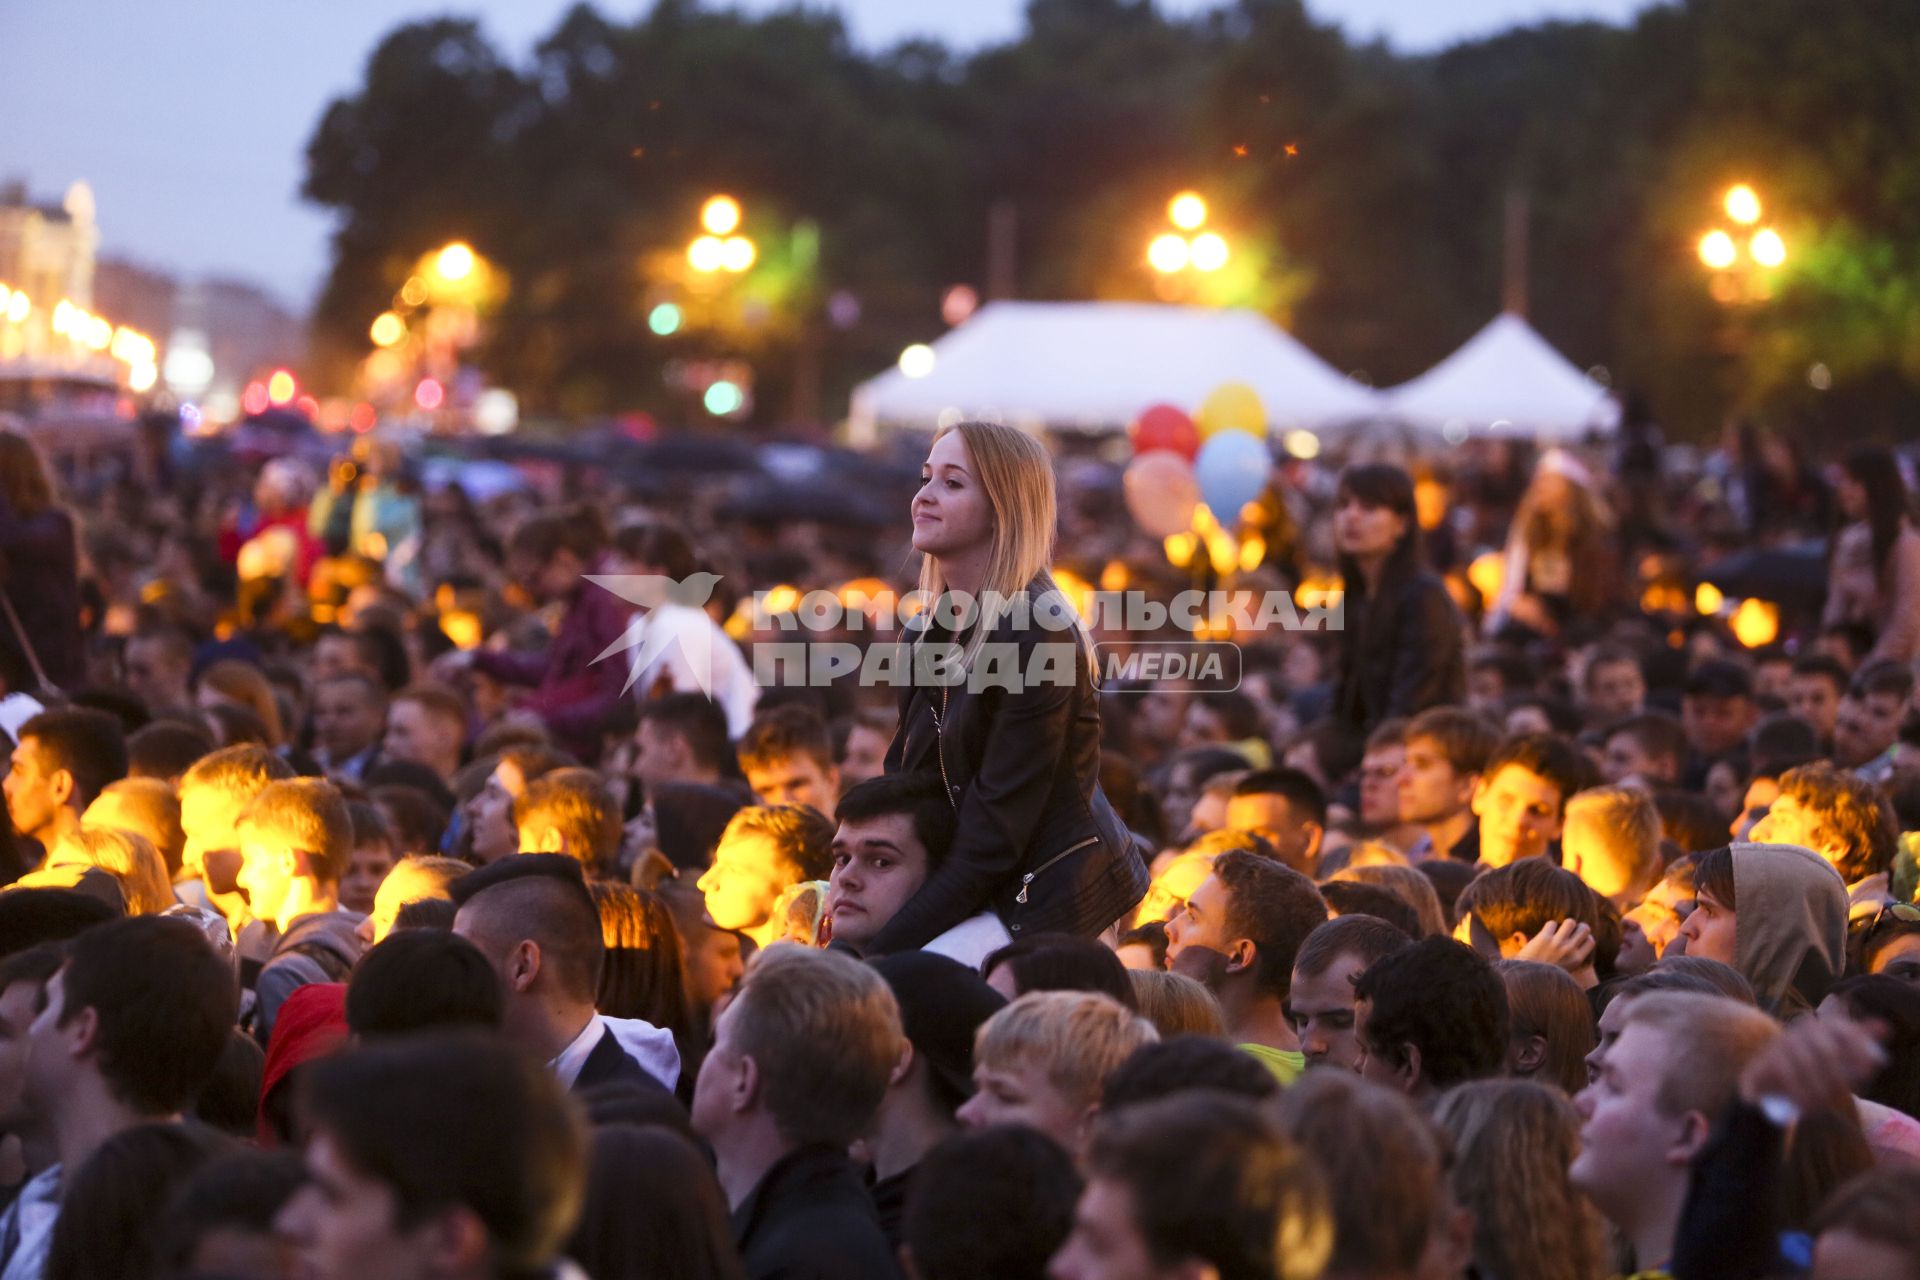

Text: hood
xmin=257 ymin=982 xmax=348 ymax=1143
xmin=1733 ymin=841 xmax=1848 ymax=1016
xmin=271 ymin=910 xmax=367 ymax=968
xmin=602 ymin=1015 xmax=681 ymax=1090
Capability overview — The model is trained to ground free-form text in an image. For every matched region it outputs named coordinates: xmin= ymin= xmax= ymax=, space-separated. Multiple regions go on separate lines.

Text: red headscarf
xmin=256 ymin=982 xmax=348 ymax=1146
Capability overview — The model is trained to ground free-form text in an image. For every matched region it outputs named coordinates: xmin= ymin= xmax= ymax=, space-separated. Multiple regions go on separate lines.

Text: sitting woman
xmin=865 ymin=421 xmax=1148 ymax=954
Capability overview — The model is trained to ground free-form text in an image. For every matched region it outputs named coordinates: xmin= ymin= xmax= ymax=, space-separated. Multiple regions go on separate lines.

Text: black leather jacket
xmin=866 ymin=582 xmax=1149 ymax=954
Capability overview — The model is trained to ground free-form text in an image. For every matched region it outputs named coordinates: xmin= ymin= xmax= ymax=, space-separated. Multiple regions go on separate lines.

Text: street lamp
xmin=1146 ymin=192 xmax=1229 ymax=279
xmin=1698 ymin=185 xmax=1785 ymax=281
xmin=434 ymin=242 xmax=475 ymax=283
xmin=689 ymin=197 xmax=755 ymax=275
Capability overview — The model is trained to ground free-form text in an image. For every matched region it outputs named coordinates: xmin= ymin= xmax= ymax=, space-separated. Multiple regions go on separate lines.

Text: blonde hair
xmin=916 ymin=422 xmax=1068 ymax=660
xmin=974 ymin=990 xmax=1159 ymax=1111
xmin=237 ymin=777 xmax=354 ymax=886
xmin=1128 ymin=969 xmax=1227 ymax=1038
xmin=179 ymin=743 xmax=295 ymax=806
xmin=84 ymin=777 xmax=186 ymax=881
xmin=1331 ymin=863 xmax=1448 ymax=938
xmin=1432 ymin=1079 xmax=1608 ymax=1280
xmin=51 ymin=828 xmax=174 ymax=915
xmin=1620 ymin=991 xmax=1779 ymax=1119
xmin=1565 ymin=784 xmax=1662 ymax=896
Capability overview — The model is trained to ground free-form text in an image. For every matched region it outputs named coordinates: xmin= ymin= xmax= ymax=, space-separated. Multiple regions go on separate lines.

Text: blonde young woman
xmin=864 ymin=421 xmax=1149 ymax=954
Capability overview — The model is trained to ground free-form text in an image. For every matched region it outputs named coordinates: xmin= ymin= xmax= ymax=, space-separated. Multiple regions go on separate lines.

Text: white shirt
xmin=924 ymin=912 xmax=1014 ymax=972
xmin=0 ymin=1163 xmax=60 ymax=1280
xmin=547 ymin=1012 xmax=682 ymax=1090
xmin=623 ymin=604 xmax=758 ymax=737
xmin=548 ymin=1013 xmax=608 ymax=1090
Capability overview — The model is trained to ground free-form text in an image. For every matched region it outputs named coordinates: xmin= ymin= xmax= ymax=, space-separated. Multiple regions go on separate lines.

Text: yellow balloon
xmin=1195 ymin=382 xmax=1266 ymax=438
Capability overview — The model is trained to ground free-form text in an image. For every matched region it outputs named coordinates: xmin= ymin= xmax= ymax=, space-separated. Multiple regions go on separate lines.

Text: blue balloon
xmin=1194 ymin=431 xmax=1270 ymax=521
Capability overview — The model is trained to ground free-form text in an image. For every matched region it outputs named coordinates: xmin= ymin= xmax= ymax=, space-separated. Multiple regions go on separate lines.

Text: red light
xmin=242 ymin=381 xmax=270 ymax=416
xmin=295 ymin=395 xmax=319 ymax=418
xmin=349 ymin=403 xmax=377 ymax=433
xmin=415 ymin=378 xmax=444 ymax=411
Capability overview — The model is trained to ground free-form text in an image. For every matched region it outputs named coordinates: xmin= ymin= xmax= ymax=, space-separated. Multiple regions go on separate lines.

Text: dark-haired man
xmin=4 ymin=708 xmax=127 ymax=864
xmin=1681 ymin=659 xmax=1758 ymax=788
xmin=1165 ymin=849 xmax=1328 ymax=1084
xmin=865 ymin=951 xmax=1006 ymax=1247
xmin=740 ymin=703 xmax=841 ymax=815
xmin=1288 ymin=914 xmax=1413 ymax=1071
xmin=1473 ymin=732 xmax=1595 ymax=868
xmin=0 ymin=917 xmax=236 ymax=1280
xmin=1223 ymin=768 xmax=1326 ymax=873
xmin=825 ymin=775 xmax=1010 ymax=966
xmin=276 ymin=1033 xmax=587 ymax=1280
xmin=451 ymin=854 xmax=677 ymax=1092
xmin=1398 ymin=706 xmax=1500 ymax=863
xmin=633 ymin=693 xmax=738 ymax=792
xmin=309 ymin=672 xmax=388 ymax=782
xmin=1353 ymin=936 xmax=1508 ymax=1099
xmin=1049 ymin=1094 xmax=1328 ymax=1280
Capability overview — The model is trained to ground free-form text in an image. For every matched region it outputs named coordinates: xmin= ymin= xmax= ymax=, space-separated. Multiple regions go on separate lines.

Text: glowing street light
xmin=898 ymin=344 xmax=936 ymax=378
xmin=1169 ymin=192 xmax=1208 ymax=231
xmin=267 ymin=369 xmax=297 ymax=405
xmin=370 ymin=312 xmax=407 ymax=348
xmin=702 ymin=195 xmax=742 ymax=236
xmin=1749 ymin=228 xmax=1787 ymax=268
xmin=1724 ymin=184 xmax=1761 ymax=226
xmin=688 ymin=236 xmax=726 ymax=273
xmin=1148 ymin=233 xmax=1191 ymax=274
xmin=1698 ymin=230 xmax=1738 ymax=271
xmin=434 ymin=242 xmax=475 ymax=282
xmin=718 ymin=235 xmax=756 ymax=273
xmin=1189 ymin=232 xmax=1229 ymax=272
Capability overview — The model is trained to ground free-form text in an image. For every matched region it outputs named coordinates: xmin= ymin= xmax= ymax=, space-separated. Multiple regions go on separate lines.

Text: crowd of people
xmin=2 ymin=408 xmax=1920 ymax=1280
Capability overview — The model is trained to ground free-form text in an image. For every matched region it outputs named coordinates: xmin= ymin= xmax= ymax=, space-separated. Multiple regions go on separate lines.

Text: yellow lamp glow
xmin=688 ymin=236 xmax=725 ymax=273
xmin=1695 ymin=582 xmax=1725 ymax=615
xmin=1169 ymin=192 xmax=1208 ymax=231
xmin=1466 ymin=551 xmax=1505 ymax=604
xmin=435 ymin=242 xmax=475 ymax=281
xmin=1731 ymin=598 xmax=1780 ymax=648
xmin=1189 ymin=232 xmax=1229 ymax=272
xmin=719 ymin=235 xmax=756 ymax=272
xmin=1749 ymin=228 xmax=1786 ymax=268
xmin=370 ymin=312 xmax=406 ymax=348
xmin=1724 ymin=184 xmax=1761 ymax=226
xmin=1698 ymin=230 xmax=1738 ymax=270
xmin=267 ymin=370 xmax=296 ymax=404
xmin=1148 ymin=234 xmax=1190 ymax=274
xmin=701 ymin=195 xmax=742 ymax=236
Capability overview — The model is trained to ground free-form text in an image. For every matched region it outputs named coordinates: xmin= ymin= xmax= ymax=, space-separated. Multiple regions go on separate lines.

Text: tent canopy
xmin=848 ymin=301 xmax=1380 ymax=441
xmin=1382 ymin=312 xmax=1617 ymax=441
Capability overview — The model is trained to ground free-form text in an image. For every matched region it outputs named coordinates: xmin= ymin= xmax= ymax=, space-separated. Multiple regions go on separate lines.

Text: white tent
xmin=1381 ymin=312 xmax=1618 ymax=442
xmin=847 ymin=301 xmax=1381 ymax=443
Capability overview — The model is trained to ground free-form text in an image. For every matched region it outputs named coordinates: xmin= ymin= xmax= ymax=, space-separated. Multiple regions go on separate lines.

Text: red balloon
xmin=1130 ymin=404 xmax=1199 ymax=460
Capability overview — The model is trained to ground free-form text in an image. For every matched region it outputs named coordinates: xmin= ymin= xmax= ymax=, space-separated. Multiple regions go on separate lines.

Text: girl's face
xmin=1333 ymin=492 xmax=1407 ymax=561
xmin=913 ymin=431 xmax=994 ymax=561
xmin=1835 ymin=472 xmax=1868 ymax=522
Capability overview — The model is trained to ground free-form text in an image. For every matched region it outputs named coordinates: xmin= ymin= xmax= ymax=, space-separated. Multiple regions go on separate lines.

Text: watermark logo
xmin=587 ymin=576 xmax=1335 ymax=695
xmin=587 ymin=572 xmax=726 ymax=697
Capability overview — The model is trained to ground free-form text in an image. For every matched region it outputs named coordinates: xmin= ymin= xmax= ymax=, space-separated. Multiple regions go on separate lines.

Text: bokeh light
xmin=1169 ymin=192 xmax=1208 ymax=230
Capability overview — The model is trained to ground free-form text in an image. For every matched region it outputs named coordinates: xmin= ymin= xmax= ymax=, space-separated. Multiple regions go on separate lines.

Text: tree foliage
xmin=302 ymin=0 xmax=1920 ymax=437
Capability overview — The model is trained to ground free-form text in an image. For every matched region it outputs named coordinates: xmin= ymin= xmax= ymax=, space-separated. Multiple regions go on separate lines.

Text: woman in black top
xmin=1331 ymin=463 xmax=1466 ymax=733
xmin=865 ymin=421 xmax=1148 ymax=954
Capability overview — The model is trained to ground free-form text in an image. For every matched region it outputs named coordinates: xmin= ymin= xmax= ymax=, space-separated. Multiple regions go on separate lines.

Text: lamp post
xmin=1698 ymin=184 xmax=1789 ymax=412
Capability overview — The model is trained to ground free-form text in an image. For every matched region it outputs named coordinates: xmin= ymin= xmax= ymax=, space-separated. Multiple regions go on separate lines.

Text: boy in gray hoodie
xmin=1676 ymin=840 xmax=1847 ymax=1019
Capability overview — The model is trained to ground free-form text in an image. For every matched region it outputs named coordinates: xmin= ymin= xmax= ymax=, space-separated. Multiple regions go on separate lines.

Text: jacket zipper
xmin=1015 ymin=836 xmax=1101 ymax=904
